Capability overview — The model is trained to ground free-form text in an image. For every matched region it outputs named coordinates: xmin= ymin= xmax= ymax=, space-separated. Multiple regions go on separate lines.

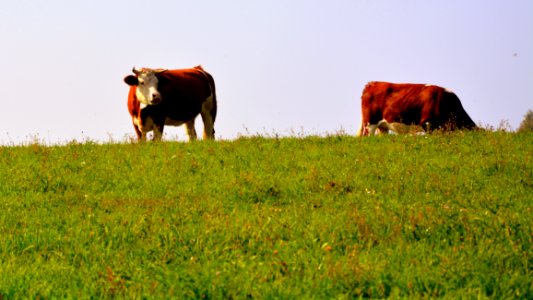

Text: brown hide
xmin=358 ymin=82 xmax=476 ymax=136
xmin=125 ymin=66 xmax=217 ymax=141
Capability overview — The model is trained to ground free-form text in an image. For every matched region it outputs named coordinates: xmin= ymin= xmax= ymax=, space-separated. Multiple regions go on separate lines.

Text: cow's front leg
xmin=152 ymin=124 xmax=164 ymax=141
xmin=185 ymin=119 xmax=197 ymax=141
xmin=368 ymin=123 xmax=378 ymax=136
xmin=133 ymin=123 xmax=146 ymax=142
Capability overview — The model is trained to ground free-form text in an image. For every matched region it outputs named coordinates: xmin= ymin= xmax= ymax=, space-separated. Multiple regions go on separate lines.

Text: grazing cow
xmin=357 ymin=82 xmax=477 ymax=136
xmin=123 ymin=66 xmax=217 ymax=141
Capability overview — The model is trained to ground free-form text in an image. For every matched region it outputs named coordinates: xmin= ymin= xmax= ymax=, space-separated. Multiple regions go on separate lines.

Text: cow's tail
xmin=205 ymin=71 xmax=217 ymax=124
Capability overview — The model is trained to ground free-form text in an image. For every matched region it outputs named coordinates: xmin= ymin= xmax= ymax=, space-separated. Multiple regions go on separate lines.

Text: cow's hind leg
xmin=185 ymin=119 xmax=198 ymax=141
xmin=201 ymin=95 xmax=216 ymax=140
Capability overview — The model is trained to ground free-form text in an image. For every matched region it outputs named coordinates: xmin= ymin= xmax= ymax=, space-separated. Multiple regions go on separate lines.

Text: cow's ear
xmin=124 ymin=75 xmax=138 ymax=86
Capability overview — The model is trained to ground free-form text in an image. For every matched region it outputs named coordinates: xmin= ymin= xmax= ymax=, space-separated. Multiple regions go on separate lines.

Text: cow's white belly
xmin=134 ymin=115 xmax=186 ymax=130
xmin=165 ymin=118 xmax=186 ymax=126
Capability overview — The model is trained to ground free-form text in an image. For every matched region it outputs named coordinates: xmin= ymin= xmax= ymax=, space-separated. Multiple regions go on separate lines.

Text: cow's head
xmin=124 ymin=67 xmax=166 ymax=105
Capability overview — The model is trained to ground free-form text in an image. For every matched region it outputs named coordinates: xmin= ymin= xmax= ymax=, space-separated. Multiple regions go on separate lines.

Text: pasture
xmin=0 ymin=132 xmax=531 ymax=298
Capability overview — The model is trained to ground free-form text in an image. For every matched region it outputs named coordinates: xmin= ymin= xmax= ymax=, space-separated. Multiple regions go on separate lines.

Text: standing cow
xmin=123 ymin=66 xmax=217 ymax=141
xmin=357 ymin=81 xmax=477 ymax=136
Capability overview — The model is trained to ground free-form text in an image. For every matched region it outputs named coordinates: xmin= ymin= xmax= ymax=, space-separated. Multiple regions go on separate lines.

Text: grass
xmin=0 ymin=131 xmax=531 ymax=298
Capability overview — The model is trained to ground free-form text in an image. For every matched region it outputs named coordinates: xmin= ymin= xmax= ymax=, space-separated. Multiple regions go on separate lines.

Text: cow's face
xmin=124 ymin=68 xmax=162 ymax=105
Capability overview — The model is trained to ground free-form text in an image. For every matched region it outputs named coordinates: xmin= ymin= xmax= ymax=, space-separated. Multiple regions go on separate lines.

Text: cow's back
xmin=359 ymin=81 xmax=476 ymax=136
xmin=155 ymin=68 xmax=214 ymax=121
xmin=361 ymin=82 xmax=431 ymax=126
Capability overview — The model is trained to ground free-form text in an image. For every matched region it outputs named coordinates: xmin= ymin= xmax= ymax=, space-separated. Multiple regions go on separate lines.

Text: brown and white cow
xmin=123 ymin=66 xmax=217 ymax=141
xmin=357 ymin=82 xmax=476 ymax=136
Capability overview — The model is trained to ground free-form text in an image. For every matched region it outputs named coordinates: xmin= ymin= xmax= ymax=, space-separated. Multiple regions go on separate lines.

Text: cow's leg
xmin=132 ymin=123 xmax=145 ymax=142
xmin=356 ymin=121 xmax=365 ymax=136
xmin=132 ymin=117 xmax=147 ymax=142
xmin=140 ymin=132 xmax=147 ymax=142
xmin=368 ymin=124 xmax=378 ymax=136
xmin=152 ymin=124 xmax=164 ymax=141
xmin=185 ymin=119 xmax=198 ymax=141
xmin=201 ymin=96 xmax=216 ymax=140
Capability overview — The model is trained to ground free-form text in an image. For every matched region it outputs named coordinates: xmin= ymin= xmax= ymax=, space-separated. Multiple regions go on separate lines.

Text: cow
xmin=357 ymin=81 xmax=476 ymax=136
xmin=123 ymin=65 xmax=217 ymax=141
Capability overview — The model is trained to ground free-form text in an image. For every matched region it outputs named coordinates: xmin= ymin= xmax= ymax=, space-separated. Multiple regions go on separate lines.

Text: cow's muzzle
xmin=150 ymin=93 xmax=162 ymax=105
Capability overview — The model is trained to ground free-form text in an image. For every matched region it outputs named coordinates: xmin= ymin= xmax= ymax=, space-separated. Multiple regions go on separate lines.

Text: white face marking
xmin=135 ymin=71 xmax=161 ymax=105
xmin=377 ymin=119 xmax=392 ymax=135
xmin=378 ymin=122 xmax=426 ymax=135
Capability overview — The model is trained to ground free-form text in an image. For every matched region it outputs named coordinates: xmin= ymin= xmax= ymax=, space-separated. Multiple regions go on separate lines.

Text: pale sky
xmin=1 ymin=0 xmax=532 ymax=143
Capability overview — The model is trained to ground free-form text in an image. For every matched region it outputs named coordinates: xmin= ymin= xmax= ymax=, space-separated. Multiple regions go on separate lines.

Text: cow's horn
xmin=132 ymin=66 xmax=141 ymax=75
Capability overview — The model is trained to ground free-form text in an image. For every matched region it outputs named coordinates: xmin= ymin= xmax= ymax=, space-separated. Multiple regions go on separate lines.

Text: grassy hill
xmin=0 ymin=132 xmax=531 ymax=298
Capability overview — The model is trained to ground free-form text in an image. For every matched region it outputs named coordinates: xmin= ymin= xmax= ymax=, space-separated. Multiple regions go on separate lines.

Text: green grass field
xmin=0 ymin=132 xmax=531 ymax=298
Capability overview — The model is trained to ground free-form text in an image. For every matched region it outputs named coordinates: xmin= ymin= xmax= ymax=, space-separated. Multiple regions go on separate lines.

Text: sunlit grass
xmin=0 ymin=131 xmax=531 ymax=298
